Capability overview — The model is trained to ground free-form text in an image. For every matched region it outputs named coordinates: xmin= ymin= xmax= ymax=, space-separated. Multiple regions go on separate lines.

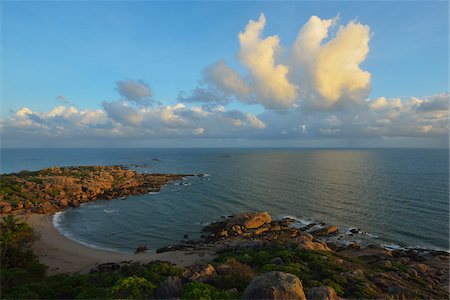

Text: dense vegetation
xmin=215 ymin=247 xmax=376 ymax=298
xmin=0 ymin=215 xmax=236 ymax=299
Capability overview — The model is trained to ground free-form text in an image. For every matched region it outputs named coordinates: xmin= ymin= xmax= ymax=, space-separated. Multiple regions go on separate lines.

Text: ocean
xmin=1 ymin=148 xmax=448 ymax=253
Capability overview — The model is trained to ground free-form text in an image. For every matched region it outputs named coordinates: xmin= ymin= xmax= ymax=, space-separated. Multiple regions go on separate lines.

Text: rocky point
xmin=0 ymin=165 xmax=194 ymax=214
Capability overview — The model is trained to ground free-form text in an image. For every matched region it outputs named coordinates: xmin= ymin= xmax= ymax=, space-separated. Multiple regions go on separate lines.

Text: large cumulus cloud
xmin=184 ymin=14 xmax=372 ymax=110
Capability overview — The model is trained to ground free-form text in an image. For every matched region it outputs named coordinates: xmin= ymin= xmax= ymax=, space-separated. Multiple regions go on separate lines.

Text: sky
xmin=1 ymin=1 xmax=449 ymax=148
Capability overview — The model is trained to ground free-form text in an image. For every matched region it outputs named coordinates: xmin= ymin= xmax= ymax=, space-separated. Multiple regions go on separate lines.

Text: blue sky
xmin=1 ymin=1 xmax=448 ymax=147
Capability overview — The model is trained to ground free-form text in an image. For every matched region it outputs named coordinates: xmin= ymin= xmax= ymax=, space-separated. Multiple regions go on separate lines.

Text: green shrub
xmin=181 ymin=282 xmax=236 ymax=300
xmin=254 ymin=250 xmax=271 ymax=265
xmin=273 ymin=248 xmax=295 ymax=264
xmin=213 ymin=258 xmax=255 ymax=291
xmin=75 ymin=286 xmax=108 ymax=299
xmin=119 ymin=261 xmax=184 ymax=283
xmin=110 ymin=276 xmax=156 ymax=299
xmin=322 ymin=279 xmax=345 ymax=297
xmin=0 ymin=215 xmax=44 ymax=272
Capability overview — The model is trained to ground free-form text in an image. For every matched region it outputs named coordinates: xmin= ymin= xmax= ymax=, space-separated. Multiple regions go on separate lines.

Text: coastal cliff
xmin=0 ymin=166 xmax=192 ymax=214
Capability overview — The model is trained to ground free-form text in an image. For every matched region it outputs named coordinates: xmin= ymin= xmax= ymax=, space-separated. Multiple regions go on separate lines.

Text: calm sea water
xmin=1 ymin=148 xmax=448 ymax=252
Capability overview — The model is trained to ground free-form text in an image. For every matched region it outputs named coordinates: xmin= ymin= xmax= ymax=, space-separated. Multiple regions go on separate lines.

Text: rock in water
xmin=135 ymin=244 xmax=148 ymax=253
xmin=242 ymin=271 xmax=306 ymax=300
xmin=155 ymin=276 xmax=182 ymax=298
xmin=306 ymin=286 xmax=340 ymax=300
xmin=311 ymin=225 xmax=338 ymax=236
xmin=227 ymin=211 xmax=272 ymax=230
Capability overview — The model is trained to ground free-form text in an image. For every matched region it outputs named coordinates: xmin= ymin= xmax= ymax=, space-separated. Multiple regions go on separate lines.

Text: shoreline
xmin=25 ymin=213 xmax=216 ymax=275
xmin=12 ymin=211 xmax=450 ymax=299
xmin=25 ymin=212 xmax=450 ymax=276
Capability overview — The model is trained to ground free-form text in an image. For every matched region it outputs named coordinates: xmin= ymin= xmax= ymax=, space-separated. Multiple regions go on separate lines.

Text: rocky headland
xmin=0 ymin=165 xmax=194 ymax=214
xmin=150 ymin=211 xmax=449 ymax=299
xmin=0 ymin=166 xmax=448 ymax=299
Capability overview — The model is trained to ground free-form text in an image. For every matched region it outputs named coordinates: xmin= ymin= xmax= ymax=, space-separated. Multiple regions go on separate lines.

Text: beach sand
xmin=26 ymin=214 xmax=215 ymax=275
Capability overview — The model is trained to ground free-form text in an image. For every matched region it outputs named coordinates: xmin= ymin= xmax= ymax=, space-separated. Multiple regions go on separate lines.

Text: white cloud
xmin=246 ymin=113 xmax=266 ymax=129
xmin=293 ymin=17 xmax=371 ymax=106
xmin=116 ymin=80 xmax=152 ymax=103
xmin=1 ymin=93 xmax=448 ymax=147
xmin=187 ymin=14 xmax=372 ymax=110
xmin=237 ymin=13 xmax=298 ymax=108
xmin=369 ymin=97 xmax=402 ymax=111
xmin=102 ymin=101 xmax=144 ymax=126
xmin=416 ymin=93 xmax=449 ymax=112
xmin=193 ymin=127 xmax=205 ymax=135
xmin=205 ymin=60 xmax=251 ymax=98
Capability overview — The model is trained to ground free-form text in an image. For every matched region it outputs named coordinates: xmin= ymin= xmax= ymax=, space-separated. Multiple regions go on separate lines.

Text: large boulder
xmin=242 ymin=271 xmax=306 ymax=300
xmin=227 ymin=212 xmax=272 ymax=230
xmin=306 ymin=286 xmax=340 ymax=300
xmin=288 ymin=233 xmax=331 ymax=251
xmin=38 ymin=201 xmax=57 ymax=214
xmin=0 ymin=201 xmax=12 ymax=214
xmin=155 ymin=276 xmax=182 ymax=299
xmin=59 ymin=199 xmax=69 ymax=207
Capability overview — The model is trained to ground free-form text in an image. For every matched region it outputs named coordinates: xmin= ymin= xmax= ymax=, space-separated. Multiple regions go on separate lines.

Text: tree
xmin=0 ymin=215 xmax=35 ymax=267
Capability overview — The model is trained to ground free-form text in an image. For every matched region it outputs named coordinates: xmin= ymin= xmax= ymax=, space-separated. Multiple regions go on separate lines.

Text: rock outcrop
xmin=0 ymin=166 xmax=194 ymax=215
xmin=0 ymin=201 xmax=12 ymax=214
xmin=195 ymin=212 xmax=330 ymax=252
xmin=242 ymin=271 xmax=306 ymax=300
xmin=226 ymin=212 xmax=272 ymax=230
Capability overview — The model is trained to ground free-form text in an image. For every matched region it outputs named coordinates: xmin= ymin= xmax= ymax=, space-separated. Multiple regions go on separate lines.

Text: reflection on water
xmin=2 ymin=148 xmax=449 ymax=252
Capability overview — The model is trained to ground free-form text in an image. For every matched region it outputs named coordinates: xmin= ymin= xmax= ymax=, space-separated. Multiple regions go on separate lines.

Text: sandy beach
xmin=26 ymin=214 xmax=215 ymax=275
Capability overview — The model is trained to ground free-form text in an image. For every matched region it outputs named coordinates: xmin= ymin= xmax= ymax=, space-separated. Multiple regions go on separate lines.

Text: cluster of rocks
xmin=0 ymin=165 xmax=193 ymax=214
xmin=90 ymin=260 xmax=340 ymax=299
xmin=154 ymin=211 xmax=449 ymax=299
xmin=156 ymin=212 xmax=331 ymax=254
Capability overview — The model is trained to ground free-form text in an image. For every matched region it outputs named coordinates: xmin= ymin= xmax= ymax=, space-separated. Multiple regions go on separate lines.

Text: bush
xmin=254 ymin=250 xmax=271 ymax=265
xmin=75 ymin=286 xmax=108 ymax=299
xmin=118 ymin=261 xmax=184 ymax=283
xmin=110 ymin=276 xmax=156 ymax=299
xmin=322 ymin=279 xmax=345 ymax=297
xmin=213 ymin=258 xmax=255 ymax=291
xmin=181 ymin=282 xmax=236 ymax=300
xmin=1 ymin=215 xmax=37 ymax=268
